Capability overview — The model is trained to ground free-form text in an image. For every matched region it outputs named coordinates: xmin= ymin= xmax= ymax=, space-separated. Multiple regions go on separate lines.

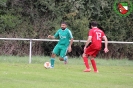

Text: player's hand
xmin=68 ymin=46 xmax=72 ymax=53
xmin=48 ymin=35 xmax=52 ymax=39
xmin=104 ymin=48 xmax=109 ymax=53
xmin=84 ymin=47 xmax=86 ymax=51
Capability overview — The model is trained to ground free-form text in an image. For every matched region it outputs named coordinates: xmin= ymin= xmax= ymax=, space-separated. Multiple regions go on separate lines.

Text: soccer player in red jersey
xmin=82 ymin=21 xmax=109 ymax=73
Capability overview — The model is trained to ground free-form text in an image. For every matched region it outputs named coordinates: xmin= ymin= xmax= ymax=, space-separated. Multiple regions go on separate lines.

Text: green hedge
xmin=0 ymin=0 xmax=133 ymax=59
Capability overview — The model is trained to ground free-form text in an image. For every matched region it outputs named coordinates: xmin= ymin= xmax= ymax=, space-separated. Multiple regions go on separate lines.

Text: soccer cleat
xmin=83 ymin=68 xmax=91 ymax=72
xmin=50 ymin=64 xmax=54 ymax=69
xmin=94 ymin=70 xmax=99 ymax=73
xmin=50 ymin=66 xmax=54 ymax=69
xmin=64 ymin=56 xmax=68 ymax=64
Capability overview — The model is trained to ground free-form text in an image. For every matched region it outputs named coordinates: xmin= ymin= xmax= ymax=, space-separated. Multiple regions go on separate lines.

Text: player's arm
xmin=48 ymin=30 xmax=59 ymax=39
xmin=84 ymin=29 xmax=92 ymax=50
xmin=69 ymin=38 xmax=73 ymax=47
xmin=68 ymin=38 xmax=73 ymax=52
xmin=84 ymin=36 xmax=92 ymax=50
xmin=68 ymin=30 xmax=73 ymax=52
xmin=48 ymin=35 xmax=55 ymax=39
xmin=103 ymin=36 xmax=109 ymax=53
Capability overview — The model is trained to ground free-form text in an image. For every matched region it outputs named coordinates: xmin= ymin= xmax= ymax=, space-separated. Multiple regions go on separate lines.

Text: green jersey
xmin=54 ymin=28 xmax=73 ymax=47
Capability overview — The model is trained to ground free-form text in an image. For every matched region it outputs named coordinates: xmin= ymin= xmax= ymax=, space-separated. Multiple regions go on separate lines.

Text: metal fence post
xmin=29 ymin=39 xmax=32 ymax=64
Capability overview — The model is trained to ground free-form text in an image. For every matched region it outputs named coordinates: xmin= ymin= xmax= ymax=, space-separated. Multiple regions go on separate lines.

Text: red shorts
xmin=84 ymin=46 xmax=100 ymax=57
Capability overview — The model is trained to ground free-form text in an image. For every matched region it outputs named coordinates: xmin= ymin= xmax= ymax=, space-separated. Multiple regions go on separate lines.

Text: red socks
xmin=83 ymin=57 xmax=90 ymax=69
xmin=91 ymin=59 xmax=97 ymax=71
xmin=83 ymin=57 xmax=98 ymax=72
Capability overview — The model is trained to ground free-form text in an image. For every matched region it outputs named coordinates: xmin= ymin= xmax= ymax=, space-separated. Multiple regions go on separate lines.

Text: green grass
xmin=0 ymin=56 xmax=133 ymax=88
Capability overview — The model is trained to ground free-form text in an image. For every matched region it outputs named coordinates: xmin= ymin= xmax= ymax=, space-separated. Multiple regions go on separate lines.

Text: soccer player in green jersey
xmin=48 ymin=22 xmax=73 ymax=68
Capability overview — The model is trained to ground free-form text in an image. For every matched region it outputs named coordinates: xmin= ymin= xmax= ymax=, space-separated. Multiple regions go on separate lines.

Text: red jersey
xmin=88 ymin=27 xmax=105 ymax=50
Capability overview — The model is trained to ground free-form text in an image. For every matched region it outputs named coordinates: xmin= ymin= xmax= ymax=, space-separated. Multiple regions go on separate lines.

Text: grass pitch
xmin=0 ymin=56 xmax=133 ymax=88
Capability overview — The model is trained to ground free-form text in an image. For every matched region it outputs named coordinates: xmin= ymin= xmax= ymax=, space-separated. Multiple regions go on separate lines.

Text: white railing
xmin=0 ymin=38 xmax=133 ymax=64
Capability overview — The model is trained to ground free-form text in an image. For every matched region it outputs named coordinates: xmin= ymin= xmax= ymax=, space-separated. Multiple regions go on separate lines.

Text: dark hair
xmin=61 ymin=22 xmax=67 ymax=25
xmin=90 ymin=21 xmax=98 ymax=27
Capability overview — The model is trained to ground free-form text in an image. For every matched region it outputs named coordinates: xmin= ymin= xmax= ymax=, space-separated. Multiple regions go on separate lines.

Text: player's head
xmin=90 ymin=21 xmax=98 ymax=28
xmin=61 ymin=22 xmax=67 ymax=30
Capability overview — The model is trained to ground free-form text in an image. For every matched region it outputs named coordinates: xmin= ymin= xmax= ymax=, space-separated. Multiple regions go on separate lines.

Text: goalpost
xmin=0 ymin=38 xmax=133 ymax=64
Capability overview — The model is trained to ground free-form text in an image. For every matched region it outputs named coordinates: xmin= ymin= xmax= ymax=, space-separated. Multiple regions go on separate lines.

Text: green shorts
xmin=52 ymin=44 xmax=68 ymax=58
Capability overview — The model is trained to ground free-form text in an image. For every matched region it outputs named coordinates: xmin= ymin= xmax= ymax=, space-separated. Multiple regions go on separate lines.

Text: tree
xmin=0 ymin=0 xmax=133 ymax=59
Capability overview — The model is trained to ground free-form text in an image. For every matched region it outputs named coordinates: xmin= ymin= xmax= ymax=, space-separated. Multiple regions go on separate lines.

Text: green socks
xmin=50 ymin=58 xmax=55 ymax=67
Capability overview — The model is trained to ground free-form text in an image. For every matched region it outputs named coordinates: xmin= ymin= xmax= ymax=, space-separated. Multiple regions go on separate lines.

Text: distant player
xmin=82 ymin=21 xmax=109 ymax=73
xmin=48 ymin=22 xmax=73 ymax=68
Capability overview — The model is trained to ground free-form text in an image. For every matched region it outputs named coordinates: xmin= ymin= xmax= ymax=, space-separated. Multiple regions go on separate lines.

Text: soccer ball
xmin=44 ymin=62 xmax=51 ymax=69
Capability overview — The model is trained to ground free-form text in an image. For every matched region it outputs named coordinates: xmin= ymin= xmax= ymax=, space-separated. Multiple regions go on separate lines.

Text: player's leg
xmin=50 ymin=53 xmax=56 ymax=68
xmin=82 ymin=47 xmax=91 ymax=72
xmin=82 ymin=53 xmax=91 ymax=72
xmin=50 ymin=45 xmax=60 ymax=68
xmin=63 ymin=56 xmax=68 ymax=64
xmin=59 ymin=46 xmax=68 ymax=64
xmin=90 ymin=56 xmax=98 ymax=73
xmin=62 ymin=47 xmax=68 ymax=64
xmin=90 ymin=50 xmax=99 ymax=73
